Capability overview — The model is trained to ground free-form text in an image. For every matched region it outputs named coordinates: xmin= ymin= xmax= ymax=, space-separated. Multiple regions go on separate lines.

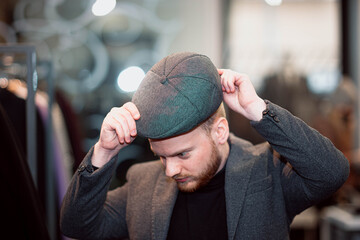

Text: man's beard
xmin=175 ymin=141 xmax=221 ymax=193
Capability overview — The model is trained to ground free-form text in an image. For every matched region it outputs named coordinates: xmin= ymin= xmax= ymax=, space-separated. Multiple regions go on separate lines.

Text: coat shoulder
xmin=229 ymin=133 xmax=271 ymax=157
xmin=126 ymin=160 xmax=164 ymax=182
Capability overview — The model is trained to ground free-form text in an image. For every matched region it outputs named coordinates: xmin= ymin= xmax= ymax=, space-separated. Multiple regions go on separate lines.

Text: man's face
xmin=149 ymin=126 xmax=222 ymax=192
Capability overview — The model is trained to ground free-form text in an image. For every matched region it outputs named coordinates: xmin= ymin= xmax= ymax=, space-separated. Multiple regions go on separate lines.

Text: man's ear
xmin=212 ymin=117 xmax=229 ymax=145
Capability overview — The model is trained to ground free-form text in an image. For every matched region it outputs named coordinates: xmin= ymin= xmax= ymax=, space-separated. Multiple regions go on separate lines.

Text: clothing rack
xmin=0 ymin=44 xmax=56 ymax=240
xmin=0 ymin=45 xmax=38 ymax=184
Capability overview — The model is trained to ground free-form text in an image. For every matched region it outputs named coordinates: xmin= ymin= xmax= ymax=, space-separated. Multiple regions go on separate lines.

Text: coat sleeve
xmin=250 ymin=100 xmax=350 ymax=220
xmin=59 ymin=147 xmax=129 ymax=240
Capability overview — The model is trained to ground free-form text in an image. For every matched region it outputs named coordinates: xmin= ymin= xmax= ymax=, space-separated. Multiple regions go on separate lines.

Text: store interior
xmin=0 ymin=0 xmax=359 ymax=239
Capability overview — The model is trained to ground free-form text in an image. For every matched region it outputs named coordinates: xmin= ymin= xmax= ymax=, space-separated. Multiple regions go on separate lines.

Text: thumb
xmin=217 ymin=69 xmax=224 ymax=75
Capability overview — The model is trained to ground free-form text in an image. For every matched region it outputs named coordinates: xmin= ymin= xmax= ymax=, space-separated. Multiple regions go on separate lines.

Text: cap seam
xmin=166 ymin=54 xmax=208 ymax=78
xmin=163 ymin=55 xmax=168 ymax=76
xmin=147 ymin=55 xmax=215 ymax=83
xmin=167 ymin=79 xmax=201 ymax=116
xmin=167 ymin=75 xmax=222 ymax=91
xmin=148 ymin=69 xmax=162 ymax=79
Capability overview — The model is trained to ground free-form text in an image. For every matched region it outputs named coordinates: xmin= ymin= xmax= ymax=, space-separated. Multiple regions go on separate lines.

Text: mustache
xmin=172 ymin=174 xmax=191 ymax=180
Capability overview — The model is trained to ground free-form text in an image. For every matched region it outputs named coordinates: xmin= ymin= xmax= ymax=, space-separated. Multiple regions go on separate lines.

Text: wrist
xmin=245 ymin=98 xmax=266 ymax=122
xmin=92 ymin=142 xmax=118 ymax=168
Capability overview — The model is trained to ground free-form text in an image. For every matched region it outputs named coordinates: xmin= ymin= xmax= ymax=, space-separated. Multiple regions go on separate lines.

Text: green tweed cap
xmin=132 ymin=52 xmax=223 ymax=139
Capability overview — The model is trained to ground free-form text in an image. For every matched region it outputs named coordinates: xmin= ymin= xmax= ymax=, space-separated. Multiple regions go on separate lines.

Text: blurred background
xmin=0 ymin=0 xmax=359 ymax=239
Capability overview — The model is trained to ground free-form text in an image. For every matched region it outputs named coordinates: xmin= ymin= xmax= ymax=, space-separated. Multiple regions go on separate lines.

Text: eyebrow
xmin=151 ymin=146 xmax=194 ymax=158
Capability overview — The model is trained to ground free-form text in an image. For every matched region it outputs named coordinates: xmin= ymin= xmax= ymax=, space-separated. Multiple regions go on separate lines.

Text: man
xmin=60 ymin=52 xmax=349 ymax=239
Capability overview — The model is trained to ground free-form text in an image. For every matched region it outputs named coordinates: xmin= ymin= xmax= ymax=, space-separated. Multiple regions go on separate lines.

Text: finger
xmin=217 ymin=69 xmax=224 ymax=75
xmin=121 ymin=107 xmax=138 ymax=137
xmin=227 ymin=73 xmax=236 ymax=93
xmin=114 ymin=122 xmax=126 ymax=145
xmin=229 ymin=75 xmax=236 ymax=93
xmin=124 ymin=102 xmax=140 ymax=120
xmin=111 ymin=110 xmax=133 ymax=143
xmin=221 ymin=73 xmax=229 ymax=92
xmin=120 ymin=104 xmax=138 ymax=137
xmin=109 ymin=113 xmax=127 ymax=144
xmin=104 ymin=115 xmax=125 ymax=144
xmin=221 ymin=71 xmax=235 ymax=93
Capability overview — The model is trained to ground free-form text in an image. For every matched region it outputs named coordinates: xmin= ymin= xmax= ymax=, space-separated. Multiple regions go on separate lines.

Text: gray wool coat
xmin=60 ymin=102 xmax=349 ymax=240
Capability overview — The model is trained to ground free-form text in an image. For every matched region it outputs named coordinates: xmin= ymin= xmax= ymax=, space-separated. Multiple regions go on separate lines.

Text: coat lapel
xmin=151 ymin=172 xmax=178 ymax=240
xmin=225 ymin=135 xmax=256 ymax=240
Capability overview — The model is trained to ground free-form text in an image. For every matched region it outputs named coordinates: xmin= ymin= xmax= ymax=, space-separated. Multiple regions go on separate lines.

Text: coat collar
xmin=225 ymin=134 xmax=256 ymax=240
xmin=151 ymin=171 xmax=178 ymax=240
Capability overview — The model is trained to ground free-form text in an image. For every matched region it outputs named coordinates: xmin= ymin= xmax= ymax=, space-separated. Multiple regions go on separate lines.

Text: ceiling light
xmin=92 ymin=0 xmax=116 ymax=17
xmin=265 ymin=0 xmax=282 ymax=6
xmin=117 ymin=66 xmax=145 ymax=92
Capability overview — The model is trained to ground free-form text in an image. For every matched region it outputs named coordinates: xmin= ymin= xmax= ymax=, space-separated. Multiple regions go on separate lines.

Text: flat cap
xmin=132 ymin=52 xmax=222 ymax=139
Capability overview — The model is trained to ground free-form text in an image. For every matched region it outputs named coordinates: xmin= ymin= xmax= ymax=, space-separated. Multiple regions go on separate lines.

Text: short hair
xmin=200 ymin=102 xmax=226 ymax=135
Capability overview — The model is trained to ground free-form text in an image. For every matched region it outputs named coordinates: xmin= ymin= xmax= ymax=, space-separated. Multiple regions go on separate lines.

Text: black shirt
xmin=167 ymin=166 xmax=228 ymax=240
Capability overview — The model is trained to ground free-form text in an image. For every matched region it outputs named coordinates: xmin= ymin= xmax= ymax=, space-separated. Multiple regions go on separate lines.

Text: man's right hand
xmin=92 ymin=102 xmax=140 ymax=168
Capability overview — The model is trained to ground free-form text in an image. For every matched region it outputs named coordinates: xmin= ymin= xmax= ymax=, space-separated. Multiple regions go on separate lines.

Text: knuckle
xmin=116 ymin=126 xmax=124 ymax=138
xmin=123 ymin=102 xmax=134 ymax=110
xmin=110 ymin=107 xmax=119 ymax=113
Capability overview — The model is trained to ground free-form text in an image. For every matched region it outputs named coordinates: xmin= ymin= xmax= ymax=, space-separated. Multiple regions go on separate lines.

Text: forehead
xmin=149 ymin=126 xmax=209 ymax=156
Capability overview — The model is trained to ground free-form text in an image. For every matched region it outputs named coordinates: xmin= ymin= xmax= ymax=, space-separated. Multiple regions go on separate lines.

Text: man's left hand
xmin=218 ymin=69 xmax=266 ymax=121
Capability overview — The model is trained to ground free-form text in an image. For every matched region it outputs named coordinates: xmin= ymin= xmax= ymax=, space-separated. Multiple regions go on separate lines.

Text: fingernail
xmin=131 ymin=130 xmax=137 ymax=135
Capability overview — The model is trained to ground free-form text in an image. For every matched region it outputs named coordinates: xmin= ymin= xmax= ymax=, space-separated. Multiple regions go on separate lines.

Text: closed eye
xmin=177 ymin=152 xmax=190 ymax=159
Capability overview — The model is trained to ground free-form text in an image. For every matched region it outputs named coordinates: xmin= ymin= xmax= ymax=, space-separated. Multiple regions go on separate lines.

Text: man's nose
xmin=164 ymin=158 xmax=181 ymax=178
